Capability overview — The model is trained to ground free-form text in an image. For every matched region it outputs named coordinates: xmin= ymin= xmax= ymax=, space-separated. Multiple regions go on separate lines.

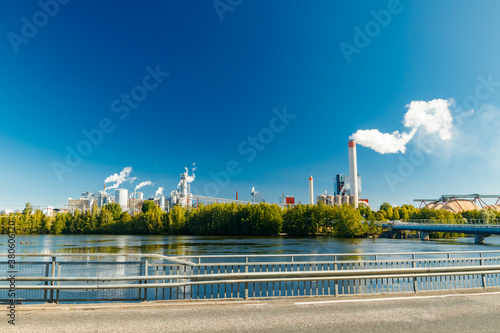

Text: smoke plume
xmin=185 ymin=167 xmax=195 ymax=183
xmin=155 ymin=187 xmax=164 ymax=197
xmin=135 ymin=180 xmax=153 ymax=191
xmin=351 ymin=99 xmax=454 ymax=154
xmin=104 ymin=167 xmax=133 ymax=190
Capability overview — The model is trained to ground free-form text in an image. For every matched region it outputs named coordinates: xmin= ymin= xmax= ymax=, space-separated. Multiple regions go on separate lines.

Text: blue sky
xmin=1 ymin=0 xmax=500 ymax=210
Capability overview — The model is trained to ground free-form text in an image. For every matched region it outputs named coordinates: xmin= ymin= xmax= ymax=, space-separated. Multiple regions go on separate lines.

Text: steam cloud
xmin=185 ymin=167 xmax=195 ymax=183
xmin=135 ymin=180 xmax=153 ymax=191
xmin=177 ymin=166 xmax=196 ymax=189
xmin=155 ymin=187 xmax=164 ymax=197
xmin=351 ymin=99 xmax=454 ymax=154
xmin=104 ymin=167 xmax=133 ymax=190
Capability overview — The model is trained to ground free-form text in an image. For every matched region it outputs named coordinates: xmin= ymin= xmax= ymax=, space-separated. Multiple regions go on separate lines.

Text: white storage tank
xmin=115 ymin=189 xmax=128 ymax=209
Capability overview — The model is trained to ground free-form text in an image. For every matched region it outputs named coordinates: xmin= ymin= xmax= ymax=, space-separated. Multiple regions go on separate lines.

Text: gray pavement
xmin=2 ymin=290 xmax=500 ymax=332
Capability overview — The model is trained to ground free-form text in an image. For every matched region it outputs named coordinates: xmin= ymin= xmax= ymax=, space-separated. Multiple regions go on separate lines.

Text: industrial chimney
xmin=348 ymin=140 xmax=359 ymax=208
xmin=309 ymin=176 xmax=314 ymax=205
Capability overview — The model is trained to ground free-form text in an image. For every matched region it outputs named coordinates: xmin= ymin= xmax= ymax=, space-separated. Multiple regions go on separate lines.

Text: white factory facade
xmin=67 ymin=188 xmax=166 ymax=215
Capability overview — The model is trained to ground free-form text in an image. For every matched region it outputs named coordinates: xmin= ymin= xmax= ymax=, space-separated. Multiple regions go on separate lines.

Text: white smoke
xmin=128 ymin=177 xmax=137 ymax=183
xmin=350 ymin=129 xmax=416 ymax=154
xmin=135 ymin=180 xmax=153 ymax=191
xmin=104 ymin=167 xmax=133 ymax=191
xmin=351 ymin=99 xmax=454 ymax=154
xmin=155 ymin=187 xmax=164 ymax=197
xmin=177 ymin=166 xmax=196 ymax=189
xmin=403 ymin=99 xmax=453 ymax=140
xmin=185 ymin=167 xmax=195 ymax=183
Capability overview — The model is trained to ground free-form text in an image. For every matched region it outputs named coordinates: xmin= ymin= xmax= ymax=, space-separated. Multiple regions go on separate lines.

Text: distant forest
xmin=1 ymin=201 xmax=499 ymax=238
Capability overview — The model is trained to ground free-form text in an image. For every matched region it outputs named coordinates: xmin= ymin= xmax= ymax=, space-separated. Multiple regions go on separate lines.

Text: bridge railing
xmin=2 ymin=251 xmax=500 ymax=303
xmin=406 ymin=219 xmax=500 ymax=225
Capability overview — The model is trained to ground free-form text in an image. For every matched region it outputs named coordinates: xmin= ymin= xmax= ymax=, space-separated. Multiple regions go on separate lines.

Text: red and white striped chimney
xmin=348 ymin=141 xmax=359 ymax=208
xmin=309 ymin=175 xmax=314 ymax=205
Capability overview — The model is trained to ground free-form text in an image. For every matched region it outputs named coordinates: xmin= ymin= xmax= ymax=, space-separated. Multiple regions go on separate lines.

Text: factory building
xmin=334 ymin=174 xmax=362 ymax=198
xmin=317 ymin=141 xmax=368 ymax=207
xmin=115 ymin=189 xmax=128 ymax=210
xmin=280 ymin=194 xmax=296 ymax=207
xmin=67 ymin=199 xmax=93 ymax=213
xmin=251 ymin=187 xmax=263 ymax=202
xmin=170 ymin=168 xmax=195 ymax=207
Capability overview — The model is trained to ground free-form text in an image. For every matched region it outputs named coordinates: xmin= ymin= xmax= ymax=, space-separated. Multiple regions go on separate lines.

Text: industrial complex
xmin=62 ymin=140 xmax=369 ymax=215
xmin=317 ymin=141 xmax=368 ymax=208
xmin=0 ymin=140 xmax=369 ymax=215
xmin=5 ymin=139 xmax=497 ymax=217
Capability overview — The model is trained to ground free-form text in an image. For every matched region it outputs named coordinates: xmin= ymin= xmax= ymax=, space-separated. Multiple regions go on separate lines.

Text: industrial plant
xmin=317 ymin=140 xmax=368 ymax=208
xmin=6 ymin=135 xmax=500 ymax=217
xmin=62 ymin=140 xmax=370 ymax=215
xmin=6 ymin=138 xmax=372 ymax=216
xmin=67 ymin=187 xmax=167 ymax=215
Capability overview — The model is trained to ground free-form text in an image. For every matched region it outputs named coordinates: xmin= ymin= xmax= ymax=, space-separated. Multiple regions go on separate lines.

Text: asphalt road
xmin=3 ymin=291 xmax=500 ymax=332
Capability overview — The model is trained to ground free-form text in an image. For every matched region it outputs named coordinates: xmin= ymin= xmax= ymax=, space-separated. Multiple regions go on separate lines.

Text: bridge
xmin=380 ymin=220 xmax=500 ymax=244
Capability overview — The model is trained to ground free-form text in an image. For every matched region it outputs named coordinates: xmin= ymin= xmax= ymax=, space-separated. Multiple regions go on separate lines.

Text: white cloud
xmin=352 ymin=99 xmax=454 ymax=154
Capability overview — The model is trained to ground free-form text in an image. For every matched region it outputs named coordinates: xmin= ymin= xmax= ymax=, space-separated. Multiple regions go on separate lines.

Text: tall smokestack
xmin=348 ymin=140 xmax=359 ymax=208
xmin=309 ymin=176 xmax=314 ymax=205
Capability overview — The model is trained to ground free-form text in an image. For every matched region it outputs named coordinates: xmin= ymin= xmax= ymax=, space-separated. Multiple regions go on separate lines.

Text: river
xmin=3 ymin=234 xmax=500 ymax=256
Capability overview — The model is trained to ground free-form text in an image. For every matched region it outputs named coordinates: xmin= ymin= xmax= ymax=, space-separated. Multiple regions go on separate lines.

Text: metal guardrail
xmin=371 ymin=219 xmax=500 ymax=225
xmin=406 ymin=219 xmax=500 ymax=225
xmin=2 ymin=251 xmax=500 ymax=303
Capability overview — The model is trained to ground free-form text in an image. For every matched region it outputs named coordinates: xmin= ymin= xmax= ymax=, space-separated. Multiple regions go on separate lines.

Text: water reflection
xmin=1 ymin=234 xmax=500 ymax=258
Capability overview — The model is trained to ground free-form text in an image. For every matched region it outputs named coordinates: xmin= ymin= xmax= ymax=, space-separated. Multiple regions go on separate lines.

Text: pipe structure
xmin=348 ymin=140 xmax=359 ymax=208
xmin=309 ymin=176 xmax=314 ymax=205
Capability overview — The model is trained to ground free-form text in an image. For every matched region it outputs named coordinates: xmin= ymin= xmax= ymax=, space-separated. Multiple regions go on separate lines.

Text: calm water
xmin=2 ymin=234 xmax=500 ymax=257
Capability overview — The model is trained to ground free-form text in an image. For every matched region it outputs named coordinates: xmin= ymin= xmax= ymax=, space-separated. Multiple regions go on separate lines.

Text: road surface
xmin=3 ymin=290 xmax=500 ymax=332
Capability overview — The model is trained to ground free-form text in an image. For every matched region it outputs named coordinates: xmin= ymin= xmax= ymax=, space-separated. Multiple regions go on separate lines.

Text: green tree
xmin=51 ymin=213 xmax=68 ymax=234
xmin=400 ymin=207 xmax=410 ymax=221
xmin=40 ymin=216 xmax=53 ymax=234
xmin=104 ymin=203 xmax=122 ymax=220
xmin=334 ymin=204 xmax=362 ymax=238
xmin=99 ymin=209 xmax=114 ymax=232
xmin=142 ymin=201 xmax=157 ymax=213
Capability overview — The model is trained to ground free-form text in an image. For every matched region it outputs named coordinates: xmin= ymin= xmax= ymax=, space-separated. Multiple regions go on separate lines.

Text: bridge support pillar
xmin=474 ymin=234 xmax=491 ymax=244
xmin=420 ymin=232 xmax=429 ymax=241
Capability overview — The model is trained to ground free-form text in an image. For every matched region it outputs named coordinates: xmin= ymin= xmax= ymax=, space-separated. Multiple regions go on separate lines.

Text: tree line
xmin=1 ymin=201 xmax=499 ymax=238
